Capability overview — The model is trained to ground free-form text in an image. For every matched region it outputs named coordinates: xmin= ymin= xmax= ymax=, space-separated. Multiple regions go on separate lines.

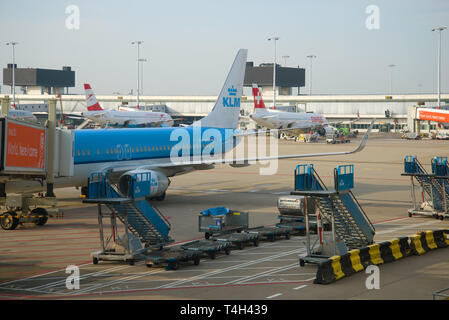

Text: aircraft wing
xmin=105 ymin=119 xmax=374 ymax=175
xmin=64 ymin=113 xmax=85 ymax=119
xmin=163 ymin=122 xmax=370 ymax=167
xmin=67 ymin=115 xmax=85 ymax=120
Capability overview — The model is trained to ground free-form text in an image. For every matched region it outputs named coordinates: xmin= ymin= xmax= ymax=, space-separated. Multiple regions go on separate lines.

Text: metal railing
xmin=433 ymin=287 xmax=449 ymax=300
xmin=348 ymin=189 xmax=375 ymax=232
xmin=311 ymin=166 xmax=328 ymax=191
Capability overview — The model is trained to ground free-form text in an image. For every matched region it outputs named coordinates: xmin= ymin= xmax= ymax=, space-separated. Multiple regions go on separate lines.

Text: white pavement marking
xmin=0 ymin=262 xmax=92 ymax=287
xmin=226 ymin=262 xmax=302 ymax=285
xmin=71 ymin=267 xmax=168 ymax=295
xmin=155 ymin=248 xmax=306 ymax=290
xmin=293 ymin=285 xmax=308 ymax=290
xmin=9 ymin=217 xmax=439 ymax=296
xmin=0 ymin=238 xmax=285 ymax=293
xmin=73 ymin=246 xmax=306 ymax=295
xmin=266 ymin=293 xmax=282 ymax=299
xmin=27 ymin=264 xmax=131 ymax=292
xmin=375 ymin=220 xmax=441 ymax=235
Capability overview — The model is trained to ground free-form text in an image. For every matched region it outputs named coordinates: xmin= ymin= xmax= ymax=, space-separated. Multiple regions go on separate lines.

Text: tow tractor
xmin=326 ymin=131 xmax=350 ymax=144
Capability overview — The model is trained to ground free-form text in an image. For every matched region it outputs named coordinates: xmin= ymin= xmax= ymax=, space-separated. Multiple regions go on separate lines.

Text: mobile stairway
xmin=291 ymin=164 xmax=375 ymax=265
xmin=83 ymin=171 xmax=174 ymax=265
xmin=402 ymin=155 xmax=449 ymax=220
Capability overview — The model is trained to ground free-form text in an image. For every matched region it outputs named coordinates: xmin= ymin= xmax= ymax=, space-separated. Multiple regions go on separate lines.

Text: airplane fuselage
xmin=250 ymin=109 xmax=328 ymax=131
xmin=82 ymin=110 xmax=174 ymax=126
xmin=5 ymin=126 xmax=236 ymax=194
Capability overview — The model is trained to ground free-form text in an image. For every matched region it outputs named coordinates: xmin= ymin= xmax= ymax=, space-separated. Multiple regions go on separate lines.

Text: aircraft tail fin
xmin=84 ymin=83 xmax=103 ymax=111
xmin=195 ymin=49 xmax=247 ymax=129
xmin=252 ymin=84 xmax=267 ymax=113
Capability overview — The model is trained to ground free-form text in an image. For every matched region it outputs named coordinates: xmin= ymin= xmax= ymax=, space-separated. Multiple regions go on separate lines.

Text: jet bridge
xmin=0 ymin=97 xmax=73 ymax=230
xmin=0 ymin=117 xmax=74 ymax=180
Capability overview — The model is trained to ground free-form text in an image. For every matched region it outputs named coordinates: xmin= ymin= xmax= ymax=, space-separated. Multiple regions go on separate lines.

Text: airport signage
xmin=0 ymin=118 xmax=47 ymax=175
xmin=417 ymin=108 xmax=449 ymax=123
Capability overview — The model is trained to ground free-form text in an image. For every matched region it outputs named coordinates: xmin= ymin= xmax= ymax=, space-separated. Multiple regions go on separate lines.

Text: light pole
xmin=6 ymin=41 xmax=18 ymax=108
xmin=268 ymin=37 xmax=280 ymax=107
xmin=131 ymin=40 xmax=143 ymax=108
xmin=282 ymin=55 xmax=290 ymax=67
xmin=432 ymin=26 xmax=447 ymax=109
xmin=306 ymin=54 xmax=316 ymax=95
xmin=387 ymin=64 xmax=397 ymax=94
xmin=139 ymin=58 xmax=147 ymax=98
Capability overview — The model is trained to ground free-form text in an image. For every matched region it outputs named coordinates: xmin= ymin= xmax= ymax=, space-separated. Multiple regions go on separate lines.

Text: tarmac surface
xmin=1 ymin=134 xmax=449 ymax=300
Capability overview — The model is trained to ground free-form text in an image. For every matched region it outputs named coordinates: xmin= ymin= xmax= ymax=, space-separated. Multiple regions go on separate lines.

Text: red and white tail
xmin=84 ymin=83 xmax=103 ymax=111
xmin=252 ymin=84 xmax=267 ymax=111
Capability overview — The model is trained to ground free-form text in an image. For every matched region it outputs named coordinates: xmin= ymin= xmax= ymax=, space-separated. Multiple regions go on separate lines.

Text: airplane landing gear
xmin=0 ymin=211 xmax=19 ymax=230
xmin=0 ymin=194 xmax=62 ymax=230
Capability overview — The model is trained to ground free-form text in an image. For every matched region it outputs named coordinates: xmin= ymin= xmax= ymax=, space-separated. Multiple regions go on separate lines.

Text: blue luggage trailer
xmin=198 ymin=207 xmax=249 ymax=239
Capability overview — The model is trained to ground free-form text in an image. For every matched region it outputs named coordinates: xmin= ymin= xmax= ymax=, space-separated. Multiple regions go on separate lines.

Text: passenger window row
xmin=76 ymin=143 xmax=211 ymax=157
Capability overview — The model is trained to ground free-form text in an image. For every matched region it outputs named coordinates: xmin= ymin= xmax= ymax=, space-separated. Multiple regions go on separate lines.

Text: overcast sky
xmin=0 ymin=0 xmax=448 ymax=96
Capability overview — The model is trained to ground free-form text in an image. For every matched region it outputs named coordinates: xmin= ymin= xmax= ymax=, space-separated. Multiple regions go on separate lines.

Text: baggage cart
xmin=212 ymin=232 xmax=259 ymax=250
xmin=246 ymin=226 xmax=292 ymax=242
xmin=198 ymin=207 xmax=249 ymax=239
xmin=276 ymin=221 xmax=306 ymax=236
xmin=181 ymin=239 xmax=232 ymax=259
xmin=145 ymin=248 xmax=201 ymax=270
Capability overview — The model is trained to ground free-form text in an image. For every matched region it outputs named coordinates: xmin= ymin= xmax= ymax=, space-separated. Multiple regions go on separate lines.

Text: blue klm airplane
xmin=6 ymin=49 xmax=372 ymax=200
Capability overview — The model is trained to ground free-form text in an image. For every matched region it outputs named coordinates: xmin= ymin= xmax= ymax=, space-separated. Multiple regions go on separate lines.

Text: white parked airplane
xmin=82 ymin=83 xmax=174 ymax=127
xmin=249 ymin=84 xmax=333 ymax=135
xmin=4 ymin=49 xmax=373 ymax=200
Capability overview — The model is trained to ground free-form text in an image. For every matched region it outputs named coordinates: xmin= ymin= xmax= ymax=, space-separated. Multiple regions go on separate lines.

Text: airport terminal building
xmin=2 ymin=63 xmax=448 ymax=133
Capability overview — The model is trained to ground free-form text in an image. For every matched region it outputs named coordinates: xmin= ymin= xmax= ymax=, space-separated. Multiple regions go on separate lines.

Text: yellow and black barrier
xmin=378 ymin=237 xmax=411 ymax=263
xmin=315 ymin=236 xmax=411 ymax=284
xmin=315 ymin=231 xmax=449 ymax=284
xmin=410 ymin=229 xmax=449 ymax=255
xmin=314 ymin=255 xmax=342 ymax=284
xmin=433 ymin=229 xmax=449 ymax=248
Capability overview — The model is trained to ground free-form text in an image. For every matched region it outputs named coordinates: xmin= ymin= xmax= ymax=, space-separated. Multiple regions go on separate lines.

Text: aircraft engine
xmin=118 ymin=169 xmax=169 ymax=200
xmin=317 ymin=127 xmax=326 ymax=136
